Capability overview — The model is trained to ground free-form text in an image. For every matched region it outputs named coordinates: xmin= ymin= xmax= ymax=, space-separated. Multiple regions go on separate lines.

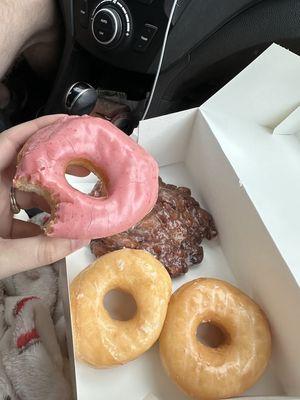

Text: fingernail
xmin=70 ymin=239 xmax=90 ymax=251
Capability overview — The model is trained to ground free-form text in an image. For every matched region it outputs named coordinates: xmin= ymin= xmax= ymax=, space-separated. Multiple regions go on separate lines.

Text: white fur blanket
xmin=0 ymin=212 xmax=72 ymax=399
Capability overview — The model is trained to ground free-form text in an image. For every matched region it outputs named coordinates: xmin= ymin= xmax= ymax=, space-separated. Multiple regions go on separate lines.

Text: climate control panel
xmin=91 ymin=0 xmax=132 ymax=47
xmin=74 ymin=0 xmax=170 ymax=73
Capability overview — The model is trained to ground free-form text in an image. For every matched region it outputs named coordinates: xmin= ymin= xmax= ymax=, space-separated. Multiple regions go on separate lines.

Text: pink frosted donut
xmin=14 ymin=115 xmax=159 ymax=239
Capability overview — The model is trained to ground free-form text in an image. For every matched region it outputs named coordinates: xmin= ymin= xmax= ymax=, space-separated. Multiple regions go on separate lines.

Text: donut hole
xmin=103 ymin=288 xmax=137 ymax=321
xmin=196 ymin=322 xmax=229 ymax=348
xmin=65 ymin=159 xmax=107 ymax=197
xmin=65 ymin=171 xmax=100 ymax=195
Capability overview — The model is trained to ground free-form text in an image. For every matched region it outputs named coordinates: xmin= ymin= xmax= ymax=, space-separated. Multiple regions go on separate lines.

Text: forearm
xmin=0 ymin=0 xmax=59 ymax=79
xmin=0 ymin=1 xmax=28 ymax=78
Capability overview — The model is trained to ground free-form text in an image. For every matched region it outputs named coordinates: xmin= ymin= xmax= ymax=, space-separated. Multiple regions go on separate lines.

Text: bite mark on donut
xmin=15 ymin=158 xmax=108 ymax=235
xmin=14 ymin=178 xmax=59 ymax=235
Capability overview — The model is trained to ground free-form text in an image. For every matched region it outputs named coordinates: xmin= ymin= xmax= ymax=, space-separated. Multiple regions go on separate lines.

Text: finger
xmin=15 ymin=190 xmax=51 ymax=212
xmin=0 ymin=236 xmax=88 ymax=278
xmin=0 ymin=114 xmax=66 ymax=169
xmin=3 ymin=114 xmax=66 ymax=146
xmin=10 ymin=219 xmax=41 ymax=239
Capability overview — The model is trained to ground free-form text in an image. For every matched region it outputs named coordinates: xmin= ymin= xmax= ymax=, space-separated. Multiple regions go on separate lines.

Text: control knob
xmin=92 ymin=7 xmax=123 ymax=46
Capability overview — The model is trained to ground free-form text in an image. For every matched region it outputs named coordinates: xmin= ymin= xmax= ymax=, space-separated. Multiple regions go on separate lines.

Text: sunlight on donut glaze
xmin=159 ymin=278 xmax=272 ymax=400
xmin=70 ymin=249 xmax=172 ymax=368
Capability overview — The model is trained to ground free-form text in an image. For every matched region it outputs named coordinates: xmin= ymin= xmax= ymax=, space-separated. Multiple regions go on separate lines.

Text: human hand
xmin=0 ymin=115 xmax=88 ymax=279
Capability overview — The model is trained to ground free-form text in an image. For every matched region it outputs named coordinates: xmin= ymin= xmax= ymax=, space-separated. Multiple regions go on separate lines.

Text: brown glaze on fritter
xmin=90 ymin=178 xmax=217 ymax=277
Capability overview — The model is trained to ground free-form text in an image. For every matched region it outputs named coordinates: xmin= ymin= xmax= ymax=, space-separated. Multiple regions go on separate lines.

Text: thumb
xmin=0 ymin=236 xmax=88 ymax=278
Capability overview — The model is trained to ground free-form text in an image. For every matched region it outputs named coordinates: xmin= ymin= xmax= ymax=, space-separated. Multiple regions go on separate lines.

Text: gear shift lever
xmin=64 ymin=82 xmax=98 ymax=115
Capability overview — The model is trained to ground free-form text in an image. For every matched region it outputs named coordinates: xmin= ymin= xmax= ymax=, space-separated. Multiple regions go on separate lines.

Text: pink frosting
xmin=14 ymin=115 xmax=159 ymax=239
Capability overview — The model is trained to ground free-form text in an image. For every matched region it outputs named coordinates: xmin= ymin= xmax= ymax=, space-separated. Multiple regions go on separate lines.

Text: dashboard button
xmin=79 ymin=0 xmax=89 ymax=28
xmin=143 ymin=23 xmax=158 ymax=37
xmin=95 ymin=28 xmax=112 ymax=43
xmin=134 ymin=36 xmax=150 ymax=52
xmin=134 ymin=23 xmax=158 ymax=52
xmin=94 ymin=11 xmax=114 ymax=33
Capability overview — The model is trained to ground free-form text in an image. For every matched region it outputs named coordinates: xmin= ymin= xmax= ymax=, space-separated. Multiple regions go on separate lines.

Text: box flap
xmin=201 ymin=43 xmax=300 ymax=130
xmin=273 ymin=105 xmax=300 ymax=135
xmin=201 ymin=44 xmax=300 ymax=286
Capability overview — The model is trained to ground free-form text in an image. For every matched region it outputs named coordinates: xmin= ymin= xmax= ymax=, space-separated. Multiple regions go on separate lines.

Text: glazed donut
xmin=14 ymin=115 xmax=158 ymax=239
xmin=70 ymin=249 xmax=172 ymax=368
xmin=160 ymin=278 xmax=271 ymax=400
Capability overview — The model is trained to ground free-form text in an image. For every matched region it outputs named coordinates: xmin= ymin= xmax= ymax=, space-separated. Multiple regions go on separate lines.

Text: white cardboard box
xmin=66 ymin=44 xmax=300 ymax=399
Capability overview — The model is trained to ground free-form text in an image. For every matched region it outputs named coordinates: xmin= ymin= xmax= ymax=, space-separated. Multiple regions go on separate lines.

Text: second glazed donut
xmin=160 ymin=278 xmax=271 ymax=400
xmin=71 ymin=249 xmax=172 ymax=368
